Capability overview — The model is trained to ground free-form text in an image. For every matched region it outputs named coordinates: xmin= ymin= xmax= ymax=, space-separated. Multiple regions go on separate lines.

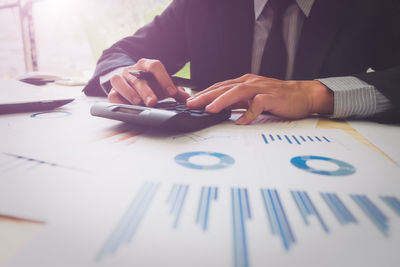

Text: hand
xmin=186 ymin=74 xmax=333 ymax=124
xmin=107 ymin=58 xmax=190 ymax=106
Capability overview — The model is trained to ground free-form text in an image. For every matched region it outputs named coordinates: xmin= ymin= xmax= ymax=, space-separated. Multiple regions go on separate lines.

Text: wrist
xmin=306 ymin=80 xmax=334 ymax=115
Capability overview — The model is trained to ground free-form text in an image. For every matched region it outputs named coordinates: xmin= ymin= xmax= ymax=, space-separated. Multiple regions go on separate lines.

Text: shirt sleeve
xmin=98 ymin=67 xmax=125 ymax=95
xmin=316 ymin=76 xmax=393 ymax=118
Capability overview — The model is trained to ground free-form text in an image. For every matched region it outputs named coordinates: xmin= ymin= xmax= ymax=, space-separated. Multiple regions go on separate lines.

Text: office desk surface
xmin=1 ymin=87 xmax=399 ymax=267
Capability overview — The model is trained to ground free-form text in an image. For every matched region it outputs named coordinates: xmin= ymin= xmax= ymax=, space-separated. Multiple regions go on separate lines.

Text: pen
xmin=129 ymin=70 xmax=197 ymax=89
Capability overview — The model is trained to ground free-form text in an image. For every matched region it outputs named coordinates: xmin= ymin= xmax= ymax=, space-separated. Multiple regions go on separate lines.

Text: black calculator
xmin=90 ymin=101 xmax=231 ymax=132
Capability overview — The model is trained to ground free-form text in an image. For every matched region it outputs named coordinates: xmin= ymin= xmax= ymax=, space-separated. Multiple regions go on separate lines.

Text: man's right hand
xmin=107 ymin=58 xmax=190 ymax=106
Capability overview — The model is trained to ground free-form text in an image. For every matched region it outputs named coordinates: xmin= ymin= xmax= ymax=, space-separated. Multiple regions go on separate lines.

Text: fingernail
xmin=167 ymin=86 xmax=176 ymax=95
xmin=145 ymin=96 xmax=152 ymax=106
xmin=206 ymin=103 xmax=216 ymax=112
xmin=236 ymin=115 xmax=246 ymax=125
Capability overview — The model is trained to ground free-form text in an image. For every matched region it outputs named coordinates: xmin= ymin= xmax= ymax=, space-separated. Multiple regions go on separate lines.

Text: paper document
xmin=349 ymin=120 xmax=400 ymax=166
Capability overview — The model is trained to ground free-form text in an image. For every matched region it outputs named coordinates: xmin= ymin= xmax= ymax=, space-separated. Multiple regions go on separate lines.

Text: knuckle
xmin=253 ymin=94 xmax=266 ymax=104
xmin=242 ymin=73 xmax=256 ymax=80
xmin=214 ymin=81 xmax=223 ymax=87
xmin=147 ymin=60 xmax=162 ymax=71
xmin=233 ymin=84 xmax=245 ymax=92
xmin=110 ymin=74 xmax=122 ymax=86
xmin=137 ymin=58 xmax=147 ymax=65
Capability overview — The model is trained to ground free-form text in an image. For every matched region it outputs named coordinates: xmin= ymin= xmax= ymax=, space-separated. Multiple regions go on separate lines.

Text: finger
xmin=236 ymin=94 xmax=269 ymax=125
xmin=188 ymin=74 xmax=252 ymax=100
xmin=187 ymin=83 xmax=239 ymax=108
xmin=142 ymin=59 xmax=178 ymax=97
xmin=188 ymin=80 xmax=240 ymax=101
xmin=108 ymin=89 xmax=132 ymax=104
xmin=122 ymin=68 xmax=159 ymax=106
xmin=205 ymin=84 xmax=258 ymax=113
xmin=110 ymin=74 xmax=142 ymax=105
xmin=174 ymin=86 xmax=191 ymax=102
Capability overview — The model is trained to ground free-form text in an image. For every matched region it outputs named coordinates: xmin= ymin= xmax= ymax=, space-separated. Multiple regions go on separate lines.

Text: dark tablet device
xmin=0 ymin=99 xmax=74 ymax=114
xmin=90 ymin=101 xmax=231 ymax=132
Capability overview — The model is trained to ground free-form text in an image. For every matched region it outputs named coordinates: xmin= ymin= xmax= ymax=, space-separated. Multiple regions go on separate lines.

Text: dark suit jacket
xmin=84 ymin=0 xmax=400 ymax=122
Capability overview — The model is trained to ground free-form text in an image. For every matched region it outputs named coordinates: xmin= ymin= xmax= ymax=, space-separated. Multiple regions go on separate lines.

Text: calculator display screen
xmin=114 ymin=107 xmax=144 ymax=115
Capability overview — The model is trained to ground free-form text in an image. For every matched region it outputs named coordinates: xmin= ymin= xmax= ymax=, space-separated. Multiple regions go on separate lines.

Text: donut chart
xmin=30 ymin=111 xmax=71 ymax=118
xmin=175 ymin=151 xmax=235 ymax=170
xmin=291 ymin=155 xmax=356 ymax=176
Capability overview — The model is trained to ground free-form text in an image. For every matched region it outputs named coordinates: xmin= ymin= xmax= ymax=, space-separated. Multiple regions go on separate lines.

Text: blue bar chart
xmin=291 ymin=191 xmax=329 ymax=232
xmin=380 ymin=196 xmax=400 ymax=215
xmin=167 ymin=184 xmax=189 ymax=228
xmin=320 ymin=192 xmax=357 ymax=224
xmin=261 ymin=133 xmax=331 ymax=145
xmin=351 ymin=194 xmax=389 ymax=236
xmin=95 ymin=182 xmax=400 ymax=265
xmin=261 ymin=189 xmax=295 ymax=250
xmin=96 ymin=182 xmax=160 ymax=261
xmin=196 ymin=186 xmax=218 ymax=231
xmin=231 ymin=188 xmax=251 ymax=267
xmin=0 ymin=152 xmax=83 ymax=172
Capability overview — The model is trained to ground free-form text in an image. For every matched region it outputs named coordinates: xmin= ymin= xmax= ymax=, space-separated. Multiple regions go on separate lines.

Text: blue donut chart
xmin=291 ymin=155 xmax=356 ymax=176
xmin=175 ymin=151 xmax=235 ymax=170
xmin=31 ymin=111 xmax=71 ymax=118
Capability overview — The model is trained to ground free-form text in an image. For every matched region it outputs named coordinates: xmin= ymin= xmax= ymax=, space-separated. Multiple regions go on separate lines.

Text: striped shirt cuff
xmin=317 ymin=76 xmax=392 ymax=119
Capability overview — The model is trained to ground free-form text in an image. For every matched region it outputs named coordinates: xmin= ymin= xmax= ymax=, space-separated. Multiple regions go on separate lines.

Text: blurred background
xmin=0 ymin=0 xmax=172 ymax=80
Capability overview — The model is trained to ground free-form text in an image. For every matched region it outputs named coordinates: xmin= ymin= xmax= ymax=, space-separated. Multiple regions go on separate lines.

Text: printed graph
xmin=96 ymin=182 xmax=159 ymax=261
xmin=231 ymin=187 xmax=252 ymax=267
xmin=291 ymin=155 xmax=356 ymax=176
xmin=380 ymin=196 xmax=400 ymax=215
xmin=321 ymin=192 xmax=357 ymax=224
xmin=30 ymin=111 xmax=71 ymax=119
xmin=196 ymin=186 xmax=218 ymax=231
xmin=351 ymin=194 xmax=389 ymax=236
xmin=89 ymin=128 xmax=142 ymax=146
xmin=167 ymin=184 xmax=189 ymax=228
xmin=95 ymin=182 xmax=400 ymax=265
xmin=262 ymin=133 xmax=331 ymax=145
xmin=171 ymin=133 xmax=233 ymax=143
xmin=291 ymin=190 xmax=329 ymax=232
xmin=261 ymin=189 xmax=295 ymax=251
xmin=0 ymin=152 xmax=84 ymax=172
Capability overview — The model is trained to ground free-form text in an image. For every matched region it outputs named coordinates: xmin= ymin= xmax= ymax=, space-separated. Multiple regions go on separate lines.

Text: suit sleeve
xmin=83 ymin=0 xmax=189 ymax=96
xmin=353 ymin=0 xmax=400 ymax=122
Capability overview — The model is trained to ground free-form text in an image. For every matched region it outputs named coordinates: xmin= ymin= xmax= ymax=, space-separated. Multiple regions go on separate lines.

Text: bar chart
xmin=0 ymin=152 xmax=83 ymax=172
xmin=320 ymin=192 xmax=357 ymax=224
xmin=96 ymin=182 xmax=160 ymax=261
xmin=167 ymin=184 xmax=190 ymax=228
xmin=95 ymin=182 xmax=400 ymax=266
xmin=380 ymin=196 xmax=400 ymax=215
xmin=196 ymin=186 xmax=218 ymax=231
xmin=261 ymin=133 xmax=331 ymax=145
xmin=291 ymin=190 xmax=329 ymax=232
xmin=261 ymin=189 xmax=295 ymax=251
xmin=232 ymin=188 xmax=252 ymax=267
xmin=351 ymin=194 xmax=390 ymax=236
